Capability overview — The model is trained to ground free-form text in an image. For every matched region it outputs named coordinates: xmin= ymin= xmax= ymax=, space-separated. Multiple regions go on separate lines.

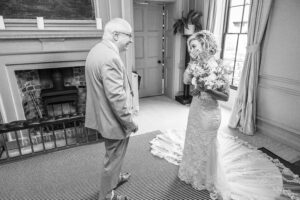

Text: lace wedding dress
xmin=150 ymin=94 xmax=300 ymax=200
xmin=178 ymin=92 xmax=221 ymax=192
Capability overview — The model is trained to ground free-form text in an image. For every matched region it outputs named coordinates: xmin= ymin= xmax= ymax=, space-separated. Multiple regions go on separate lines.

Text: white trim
xmin=0 ymin=49 xmax=90 ymax=57
xmin=6 ymin=66 xmax=25 ymax=120
xmin=258 ymin=74 xmax=300 ymax=97
xmin=4 ymin=19 xmax=96 ymax=27
xmin=0 ymin=29 xmax=102 ymax=39
xmin=257 ymin=116 xmax=300 ymax=151
xmin=259 ymin=83 xmax=300 ymax=97
xmin=259 ymin=74 xmax=300 ymax=86
xmin=0 ymin=95 xmax=7 ymax=123
xmin=257 ymin=116 xmax=300 ymax=137
xmin=0 ymin=18 xmax=102 ymax=39
xmin=94 ymin=0 xmax=101 ymax=18
xmin=121 ymin=0 xmax=126 ymax=19
xmin=108 ymin=0 xmax=113 ymax=19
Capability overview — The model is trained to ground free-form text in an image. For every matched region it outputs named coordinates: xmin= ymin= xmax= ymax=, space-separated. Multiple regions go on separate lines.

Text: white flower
xmin=207 ymin=58 xmax=218 ymax=69
xmin=207 ymin=73 xmax=217 ymax=81
xmin=191 ymin=77 xmax=197 ymax=86
xmin=206 ymin=84 xmax=213 ymax=90
xmin=189 ymin=63 xmax=197 ymax=71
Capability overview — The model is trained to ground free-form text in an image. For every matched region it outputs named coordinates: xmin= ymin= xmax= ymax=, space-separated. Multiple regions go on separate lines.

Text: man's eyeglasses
xmin=116 ymin=32 xmax=133 ymax=38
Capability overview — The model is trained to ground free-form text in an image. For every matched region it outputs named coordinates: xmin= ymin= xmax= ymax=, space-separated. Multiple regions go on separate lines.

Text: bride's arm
xmin=206 ymin=89 xmax=229 ymax=102
xmin=183 ymin=65 xmax=193 ymax=84
xmin=206 ymin=58 xmax=230 ymax=101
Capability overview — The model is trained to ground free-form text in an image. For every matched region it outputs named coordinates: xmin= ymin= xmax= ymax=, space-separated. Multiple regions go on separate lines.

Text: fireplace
xmin=1 ymin=59 xmax=138 ymax=123
xmin=14 ymin=66 xmax=86 ymax=120
xmin=40 ymin=68 xmax=78 ymax=118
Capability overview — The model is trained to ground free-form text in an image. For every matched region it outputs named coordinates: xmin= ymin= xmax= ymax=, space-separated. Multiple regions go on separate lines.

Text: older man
xmin=85 ymin=18 xmax=138 ymax=200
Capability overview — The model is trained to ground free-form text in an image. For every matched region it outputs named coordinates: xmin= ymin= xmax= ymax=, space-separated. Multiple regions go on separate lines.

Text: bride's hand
xmin=191 ymin=88 xmax=201 ymax=96
xmin=189 ymin=49 xmax=200 ymax=60
xmin=191 ymin=86 xmax=206 ymax=96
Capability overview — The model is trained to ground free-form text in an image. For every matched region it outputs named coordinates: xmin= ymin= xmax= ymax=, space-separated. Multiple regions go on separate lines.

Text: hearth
xmin=40 ymin=68 xmax=78 ymax=118
xmin=14 ymin=66 xmax=86 ymax=120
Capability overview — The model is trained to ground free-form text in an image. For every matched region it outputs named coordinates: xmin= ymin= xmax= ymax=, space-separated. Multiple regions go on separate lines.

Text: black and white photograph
xmin=0 ymin=0 xmax=299 ymax=199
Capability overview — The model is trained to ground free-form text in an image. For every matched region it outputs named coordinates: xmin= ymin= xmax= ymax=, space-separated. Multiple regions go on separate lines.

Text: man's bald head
xmin=103 ymin=18 xmax=132 ymax=40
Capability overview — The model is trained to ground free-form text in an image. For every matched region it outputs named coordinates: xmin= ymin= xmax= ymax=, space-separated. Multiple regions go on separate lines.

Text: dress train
xmin=150 ymin=130 xmax=300 ymax=200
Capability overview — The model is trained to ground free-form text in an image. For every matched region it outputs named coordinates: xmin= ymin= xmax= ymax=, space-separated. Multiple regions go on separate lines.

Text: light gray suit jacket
xmin=85 ymin=40 xmax=136 ymax=140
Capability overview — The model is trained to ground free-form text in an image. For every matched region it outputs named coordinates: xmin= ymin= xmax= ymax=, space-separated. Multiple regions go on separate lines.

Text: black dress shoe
xmin=114 ymin=172 xmax=131 ymax=189
xmin=111 ymin=193 xmax=130 ymax=200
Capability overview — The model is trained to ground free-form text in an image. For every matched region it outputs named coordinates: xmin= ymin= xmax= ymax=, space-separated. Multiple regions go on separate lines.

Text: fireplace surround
xmin=14 ymin=64 xmax=86 ymax=120
xmin=2 ymin=60 xmax=87 ymax=121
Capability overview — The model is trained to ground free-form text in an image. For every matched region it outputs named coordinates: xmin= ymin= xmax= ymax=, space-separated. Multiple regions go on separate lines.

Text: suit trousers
xmin=98 ymin=137 xmax=130 ymax=200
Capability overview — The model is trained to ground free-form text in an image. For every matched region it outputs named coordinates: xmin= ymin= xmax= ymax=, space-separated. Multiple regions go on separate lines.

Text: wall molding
xmin=0 ymin=19 xmax=102 ymax=39
xmin=259 ymin=74 xmax=300 ymax=86
xmin=257 ymin=116 xmax=300 ymax=151
xmin=6 ymin=60 xmax=86 ymax=68
xmin=0 ymin=49 xmax=91 ymax=57
xmin=258 ymin=83 xmax=300 ymax=97
xmin=259 ymin=74 xmax=300 ymax=96
xmin=0 ymin=29 xmax=102 ymax=39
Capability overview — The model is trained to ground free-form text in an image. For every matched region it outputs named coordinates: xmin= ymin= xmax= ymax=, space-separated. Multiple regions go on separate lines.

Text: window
xmin=221 ymin=0 xmax=251 ymax=89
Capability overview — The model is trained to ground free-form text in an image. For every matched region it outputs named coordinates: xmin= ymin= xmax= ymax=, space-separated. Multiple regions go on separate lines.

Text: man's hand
xmin=132 ymin=125 xmax=138 ymax=133
xmin=124 ymin=119 xmax=138 ymax=135
xmin=131 ymin=118 xmax=138 ymax=134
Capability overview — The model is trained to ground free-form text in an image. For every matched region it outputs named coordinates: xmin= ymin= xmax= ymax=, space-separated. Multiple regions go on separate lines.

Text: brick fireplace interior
xmin=15 ymin=66 xmax=86 ymax=120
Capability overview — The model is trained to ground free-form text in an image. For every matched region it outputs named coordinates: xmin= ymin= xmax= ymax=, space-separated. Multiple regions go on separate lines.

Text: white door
xmin=133 ymin=2 xmax=163 ymax=97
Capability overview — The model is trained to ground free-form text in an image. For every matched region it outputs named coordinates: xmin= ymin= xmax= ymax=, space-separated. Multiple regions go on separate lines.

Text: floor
xmin=0 ymin=131 xmax=212 ymax=200
xmin=134 ymin=95 xmax=300 ymax=163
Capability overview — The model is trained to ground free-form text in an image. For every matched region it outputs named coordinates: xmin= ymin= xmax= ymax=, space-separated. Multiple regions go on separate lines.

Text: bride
xmin=150 ymin=30 xmax=300 ymax=200
xmin=178 ymin=30 xmax=230 ymax=192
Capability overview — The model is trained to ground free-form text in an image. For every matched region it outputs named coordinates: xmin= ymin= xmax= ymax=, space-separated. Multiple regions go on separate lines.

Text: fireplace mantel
xmin=0 ymin=19 xmax=103 ymax=39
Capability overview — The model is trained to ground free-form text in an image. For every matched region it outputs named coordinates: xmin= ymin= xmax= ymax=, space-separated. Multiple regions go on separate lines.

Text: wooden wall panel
xmin=257 ymin=0 xmax=300 ymax=150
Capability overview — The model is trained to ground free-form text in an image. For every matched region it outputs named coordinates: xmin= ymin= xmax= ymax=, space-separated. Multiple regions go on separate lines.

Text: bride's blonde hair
xmin=187 ymin=30 xmax=218 ymax=56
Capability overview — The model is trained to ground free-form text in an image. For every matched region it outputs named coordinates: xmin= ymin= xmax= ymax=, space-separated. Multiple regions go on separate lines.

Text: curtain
xmin=228 ymin=0 xmax=273 ymax=135
xmin=196 ymin=0 xmax=217 ymax=32
xmin=212 ymin=0 xmax=226 ymax=58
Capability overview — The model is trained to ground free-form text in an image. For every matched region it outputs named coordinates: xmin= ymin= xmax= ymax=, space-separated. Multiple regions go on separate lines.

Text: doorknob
xmin=157 ymin=60 xmax=161 ymax=64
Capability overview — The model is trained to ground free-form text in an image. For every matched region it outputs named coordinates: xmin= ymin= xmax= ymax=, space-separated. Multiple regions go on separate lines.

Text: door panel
xmin=147 ymin=67 xmax=163 ymax=94
xmin=148 ymin=35 xmax=160 ymax=57
xmin=134 ymin=36 xmax=144 ymax=58
xmin=134 ymin=2 xmax=163 ymax=97
xmin=147 ymin=6 xmax=162 ymax=31
xmin=134 ymin=8 xmax=143 ymax=31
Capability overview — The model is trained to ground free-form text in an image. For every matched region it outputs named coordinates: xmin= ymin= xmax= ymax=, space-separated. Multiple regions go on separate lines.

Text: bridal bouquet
xmin=189 ymin=58 xmax=230 ymax=93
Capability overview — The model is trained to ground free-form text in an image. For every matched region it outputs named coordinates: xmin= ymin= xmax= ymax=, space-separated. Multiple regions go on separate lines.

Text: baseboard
xmin=257 ymin=117 xmax=300 ymax=152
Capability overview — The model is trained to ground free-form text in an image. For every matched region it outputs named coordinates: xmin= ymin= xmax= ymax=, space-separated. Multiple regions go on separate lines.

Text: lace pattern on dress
xmin=178 ymin=94 xmax=221 ymax=191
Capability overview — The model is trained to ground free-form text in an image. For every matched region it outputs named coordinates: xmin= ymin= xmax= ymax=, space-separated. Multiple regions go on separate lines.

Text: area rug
xmin=0 ymin=131 xmax=210 ymax=200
